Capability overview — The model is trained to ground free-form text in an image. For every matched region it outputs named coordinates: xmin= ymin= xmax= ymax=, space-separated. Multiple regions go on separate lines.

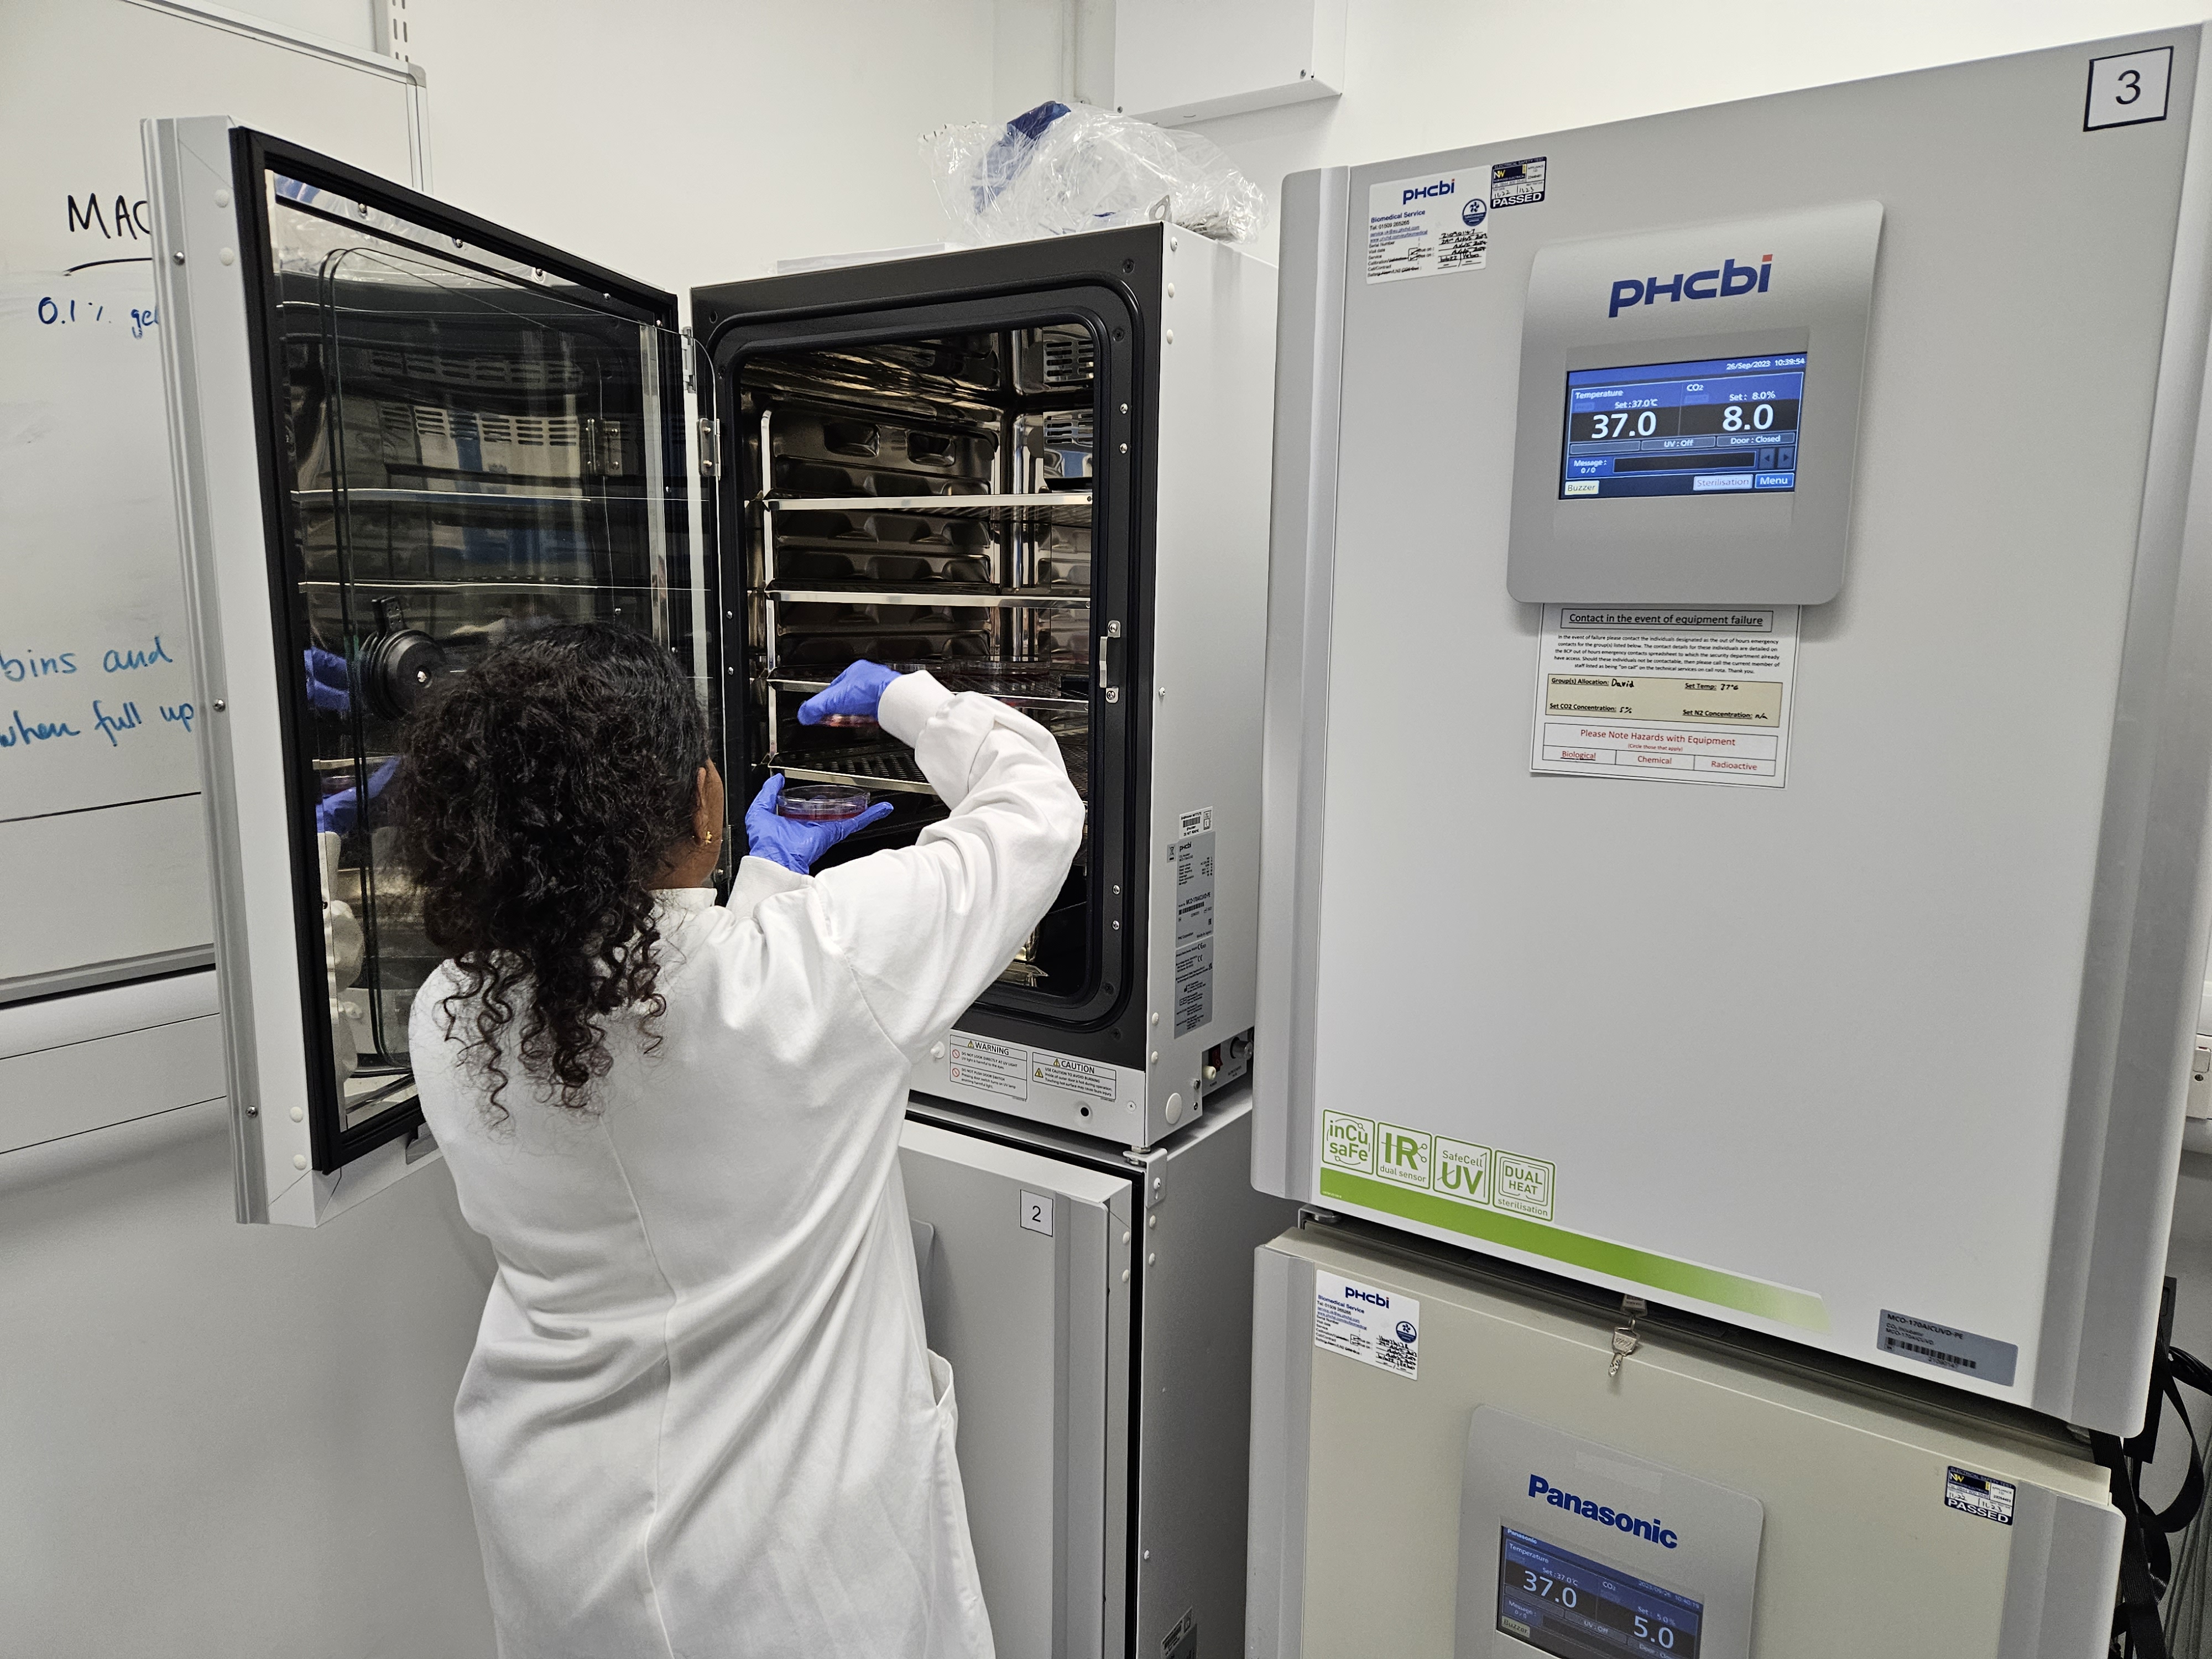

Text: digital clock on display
xmin=1559 ymin=354 xmax=1806 ymax=501
xmin=1496 ymin=1528 xmax=1703 ymax=1659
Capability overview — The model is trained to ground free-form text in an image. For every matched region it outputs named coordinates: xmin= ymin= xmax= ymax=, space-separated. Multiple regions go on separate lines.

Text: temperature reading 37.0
xmin=1496 ymin=1528 xmax=1703 ymax=1658
xmin=1559 ymin=353 xmax=1806 ymax=500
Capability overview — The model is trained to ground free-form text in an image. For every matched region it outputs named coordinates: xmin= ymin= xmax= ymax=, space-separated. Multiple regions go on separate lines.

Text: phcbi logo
xmin=1609 ymin=255 xmax=1772 ymax=317
xmin=1402 ymin=176 xmax=1456 ymax=205
xmin=1526 ymin=1474 xmax=1680 ymax=1549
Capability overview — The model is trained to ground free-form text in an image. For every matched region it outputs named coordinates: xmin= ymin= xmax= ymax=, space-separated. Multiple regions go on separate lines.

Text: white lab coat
xmin=411 ymin=671 xmax=1085 ymax=1659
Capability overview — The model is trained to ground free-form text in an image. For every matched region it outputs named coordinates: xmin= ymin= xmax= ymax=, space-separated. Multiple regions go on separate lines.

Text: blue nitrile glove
xmin=797 ymin=660 xmax=901 ymax=727
xmin=316 ymin=755 xmax=399 ymax=836
xmin=304 ymin=646 xmax=351 ymax=717
xmin=743 ymin=773 xmax=894 ymax=874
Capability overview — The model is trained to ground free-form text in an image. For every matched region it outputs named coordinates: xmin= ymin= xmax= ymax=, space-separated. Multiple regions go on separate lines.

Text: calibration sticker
xmin=1314 ymin=1272 xmax=1420 ymax=1379
xmin=1944 ymin=1467 xmax=2017 ymax=1526
xmin=1532 ymin=606 xmax=1801 ymax=787
xmin=1489 ymin=155 xmax=1547 ymax=207
xmin=1368 ymin=169 xmax=1489 ymax=282
xmin=1323 ymin=1109 xmax=1555 ymax=1221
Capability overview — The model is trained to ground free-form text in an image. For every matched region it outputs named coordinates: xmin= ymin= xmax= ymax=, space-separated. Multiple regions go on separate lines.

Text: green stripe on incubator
xmin=1316 ymin=1167 xmax=1830 ymax=1332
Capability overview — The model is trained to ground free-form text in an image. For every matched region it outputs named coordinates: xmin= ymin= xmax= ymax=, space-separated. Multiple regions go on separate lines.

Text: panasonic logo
xmin=1527 ymin=1474 xmax=1679 ymax=1548
xmin=1608 ymin=255 xmax=1772 ymax=318
xmin=1402 ymin=178 xmax=1456 ymax=205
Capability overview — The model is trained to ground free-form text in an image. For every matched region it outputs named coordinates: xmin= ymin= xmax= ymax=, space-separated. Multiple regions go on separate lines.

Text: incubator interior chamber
xmin=717 ymin=298 xmax=1133 ymax=1029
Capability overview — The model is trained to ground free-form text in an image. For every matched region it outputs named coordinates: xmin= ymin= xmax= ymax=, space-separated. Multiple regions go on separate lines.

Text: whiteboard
xmin=0 ymin=0 xmax=424 ymax=1000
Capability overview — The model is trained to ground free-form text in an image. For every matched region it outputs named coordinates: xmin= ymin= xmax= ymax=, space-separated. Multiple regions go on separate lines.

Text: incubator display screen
xmin=1496 ymin=1528 xmax=1703 ymax=1658
xmin=1559 ymin=354 xmax=1804 ymax=500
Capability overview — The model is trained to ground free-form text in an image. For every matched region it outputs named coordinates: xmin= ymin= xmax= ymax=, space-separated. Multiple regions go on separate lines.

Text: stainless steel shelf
xmin=293 ymin=486 xmax=641 ymax=507
xmin=768 ymin=674 xmax=1087 ymax=713
xmin=768 ymin=586 xmax=1089 ymax=609
xmin=773 ymin=759 xmax=937 ymax=796
xmin=763 ymin=491 xmax=1091 ymax=526
xmin=299 ymin=578 xmax=650 ymax=592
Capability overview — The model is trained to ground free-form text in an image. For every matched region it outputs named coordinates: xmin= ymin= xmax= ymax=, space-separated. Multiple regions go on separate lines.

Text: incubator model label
xmin=1172 ymin=831 xmax=1215 ymax=1036
xmin=1489 ymin=155 xmax=1547 ymax=208
xmin=1321 ymin=1110 xmax=1553 ymax=1222
xmin=1033 ymin=1051 xmax=1116 ymax=1103
xmin=946 ymin=1034 xmax=1027 ymax=1100
xmin=1366 ymin=169 xmax=1487 ymax=283
xmin=1531 ymin=606 xmax=1800 ymax=788
xmin=1313 ymin=1273 xmax=1419 ymax=1379
xmin=1877 ymin=1310 xmax=2019 ymax=1386
xmin=1944 ymin=1467 xmax=2016 ymax=1527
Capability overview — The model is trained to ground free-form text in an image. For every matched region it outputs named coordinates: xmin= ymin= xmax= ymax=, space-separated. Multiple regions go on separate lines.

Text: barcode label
xmin=1877 ymin=1310 xmax=2018 ymax=1386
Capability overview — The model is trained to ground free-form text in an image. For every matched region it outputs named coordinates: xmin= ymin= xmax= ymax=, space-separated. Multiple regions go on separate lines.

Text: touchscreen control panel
xmin=1561 ymin=356 xmax=1805 ymax=500
xmin=1498 ymin=1528 xmax=1704 ymax=1659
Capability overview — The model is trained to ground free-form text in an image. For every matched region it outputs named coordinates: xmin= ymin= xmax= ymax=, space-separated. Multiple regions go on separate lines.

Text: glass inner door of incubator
xmin=258 ymin=172 xmax=703 ymax=1156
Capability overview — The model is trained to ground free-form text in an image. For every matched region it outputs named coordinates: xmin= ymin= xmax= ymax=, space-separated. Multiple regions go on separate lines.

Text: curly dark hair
xmin=396 ymin=623 xmax=708 ymax=1115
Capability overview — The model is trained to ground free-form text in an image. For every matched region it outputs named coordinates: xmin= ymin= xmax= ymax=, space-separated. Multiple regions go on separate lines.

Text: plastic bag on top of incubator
xmin=923 ymin=100 xmax=1266 ymax=244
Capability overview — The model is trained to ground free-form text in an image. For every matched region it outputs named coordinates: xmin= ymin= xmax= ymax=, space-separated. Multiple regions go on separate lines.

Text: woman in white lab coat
xmin=396 ymin=623 xmax=1084 ymax=1658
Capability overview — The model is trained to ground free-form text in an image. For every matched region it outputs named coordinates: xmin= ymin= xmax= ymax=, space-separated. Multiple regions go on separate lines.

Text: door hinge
xmin=698 ymin=416 xmax=721 ymax=478
xmin=681 ymin=324 xmax=697 ymax=393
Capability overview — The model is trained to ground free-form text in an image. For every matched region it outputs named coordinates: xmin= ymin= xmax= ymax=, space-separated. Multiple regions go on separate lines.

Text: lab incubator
xmin=1248 ymin=23 xmax=2212 ymax=1656
xmin=150 ymin=124 xmax=1271 ymax=1215
xmin=148 ymin=118 xmax=1291 ymax=1659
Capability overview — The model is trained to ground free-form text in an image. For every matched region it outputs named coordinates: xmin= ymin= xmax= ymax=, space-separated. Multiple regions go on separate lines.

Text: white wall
xmin=1173 ymin=1 xmax=2201 ymax=263
xmin=419 ymin=0 xmax=1000 ymax=295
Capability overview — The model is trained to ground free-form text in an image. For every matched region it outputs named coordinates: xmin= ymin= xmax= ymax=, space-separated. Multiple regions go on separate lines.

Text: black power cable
xmin=2101 ymin=1281 xmax=2212 ymax=1658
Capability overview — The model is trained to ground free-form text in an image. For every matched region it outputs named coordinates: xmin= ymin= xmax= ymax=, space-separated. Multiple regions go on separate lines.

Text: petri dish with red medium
xmin=778 ymin=782 xmax=874 ymax=821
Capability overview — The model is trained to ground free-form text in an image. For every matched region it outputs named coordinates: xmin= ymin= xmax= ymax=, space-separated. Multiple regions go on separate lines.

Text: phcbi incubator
xmin=147 ymin=118 xmax=1291 ymax=1659
xmin=1248 ymin=25 xmax=2212 ymax=1657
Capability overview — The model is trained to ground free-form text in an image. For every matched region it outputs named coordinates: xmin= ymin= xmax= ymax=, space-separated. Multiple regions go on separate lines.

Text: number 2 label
xmin=1019 ymin=1190 xmax=1054 ymax=1237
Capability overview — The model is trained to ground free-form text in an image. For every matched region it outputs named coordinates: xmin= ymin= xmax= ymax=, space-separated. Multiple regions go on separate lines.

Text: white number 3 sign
xmin=2086 ymin=46 xmax=2173 ymax=131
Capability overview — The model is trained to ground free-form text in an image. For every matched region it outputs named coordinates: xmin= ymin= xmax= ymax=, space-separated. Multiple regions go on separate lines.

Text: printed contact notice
xmin=1531 ymin=606 xmax=1800 ymax=788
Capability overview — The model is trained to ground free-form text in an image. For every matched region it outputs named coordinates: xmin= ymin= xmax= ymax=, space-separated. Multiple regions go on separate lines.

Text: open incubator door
xmin=147 ymin=119 xmax=716 ymax=1224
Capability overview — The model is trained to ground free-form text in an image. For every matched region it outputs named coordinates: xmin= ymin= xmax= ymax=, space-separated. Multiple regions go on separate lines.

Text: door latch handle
xmin=1098 ymin=620 xmax=1123 ymax=703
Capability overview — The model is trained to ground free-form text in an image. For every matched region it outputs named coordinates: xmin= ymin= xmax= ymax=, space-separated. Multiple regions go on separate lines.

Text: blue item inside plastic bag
xmin=972 ymin=101 xmax=1072 ymax=213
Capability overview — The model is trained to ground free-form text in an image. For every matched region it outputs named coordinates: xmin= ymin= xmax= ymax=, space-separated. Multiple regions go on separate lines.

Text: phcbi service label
xmin=1368 ymin=169 xmax=1488 ymax=283
xmin=1314 ymin=1272 xmax=1420 ymax=1379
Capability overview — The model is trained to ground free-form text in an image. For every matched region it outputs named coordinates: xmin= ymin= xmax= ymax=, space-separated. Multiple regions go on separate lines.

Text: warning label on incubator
xmin=1314 ymin=1273 xmax=1420 ymax=1380
xmin=1172 ymin=831 xmax=1215 ymax=1036
xmin=1531 ymin=606 xmax=1799 ymax=787
xmin=1034 ymin=1051 xmax=1115 ymax=1103
xmin=1368 ymin=169 xmax=1488 ymax=283
xmin=947 ymin=1034 xmax=1026 ymax=1100
xmin=1944 ymin=1467 xmax=2016 ymax=1526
